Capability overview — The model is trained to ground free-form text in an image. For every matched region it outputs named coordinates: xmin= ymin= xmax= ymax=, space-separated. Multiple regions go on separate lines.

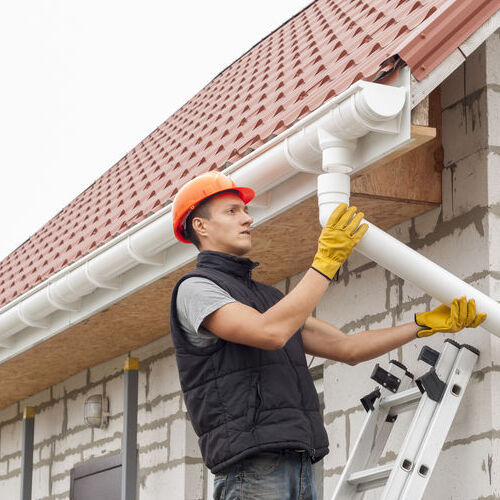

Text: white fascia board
xmin=411 ymin=8 xmax=500 ymax=108
xmin=0 ymin=77 xmax=411 ymax=363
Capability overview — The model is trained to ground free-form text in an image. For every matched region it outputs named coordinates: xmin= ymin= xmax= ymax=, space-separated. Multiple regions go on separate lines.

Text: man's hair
xmin=184 ymin=199 xmax=212 ymax=249
xmin=184 ymin=189 xmax=240 ymax=249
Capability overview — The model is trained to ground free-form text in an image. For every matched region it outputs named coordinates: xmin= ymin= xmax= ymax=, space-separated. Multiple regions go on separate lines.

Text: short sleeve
xmin=176 ymin=277 xmax=236 ymax=347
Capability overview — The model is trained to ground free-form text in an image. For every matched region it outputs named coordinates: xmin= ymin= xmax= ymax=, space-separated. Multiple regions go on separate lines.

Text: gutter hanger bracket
xmin=47 ymin=285 xmax=81 ymax=312
xmin=17 ymin=306 xmax=49 ymax=329
xmin=84 ymin=262 xmax=121 ymax=290
xmin=126 ymin=237 xmax=167 ymax=267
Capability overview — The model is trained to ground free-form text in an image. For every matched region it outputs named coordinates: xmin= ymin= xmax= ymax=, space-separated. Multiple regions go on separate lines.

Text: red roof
xmin=1 ymin=0 xmax=498 ymax=308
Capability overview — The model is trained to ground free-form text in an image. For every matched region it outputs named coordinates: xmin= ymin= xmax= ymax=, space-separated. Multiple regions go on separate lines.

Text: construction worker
xmin=169 ymin=171 xmax=486 ymax=500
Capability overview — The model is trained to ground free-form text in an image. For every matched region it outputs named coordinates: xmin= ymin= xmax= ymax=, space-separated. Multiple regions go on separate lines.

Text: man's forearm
xmin=345 ymin=322 xmax=422 ymax=364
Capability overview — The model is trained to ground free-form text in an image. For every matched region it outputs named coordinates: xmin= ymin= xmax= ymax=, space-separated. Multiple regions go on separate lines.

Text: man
xmin=169 ymin=171 xmax=485 ymax=500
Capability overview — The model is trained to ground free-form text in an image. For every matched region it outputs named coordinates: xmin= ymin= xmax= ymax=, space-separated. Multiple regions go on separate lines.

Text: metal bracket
xmin=361 ymin=387 xmax=381 ymax=412
xmin=415 ymin=368 xmax=446 ymax=402
xmin=418 ymin=345 xmax=440 ymax=367
xmin=371 ymin=364 xmax=401 ymax=393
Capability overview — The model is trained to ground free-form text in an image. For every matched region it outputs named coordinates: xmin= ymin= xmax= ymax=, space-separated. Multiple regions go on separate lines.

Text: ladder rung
xmin=379 ymin=386 xmax=421 ymax=412
xmin=348 ymin=462 xmax=394 ymax=487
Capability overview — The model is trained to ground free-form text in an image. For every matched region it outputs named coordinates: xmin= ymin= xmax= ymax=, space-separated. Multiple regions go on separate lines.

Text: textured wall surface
xmin=0 ymin=31 xmax=499 ymax=500
xmin=320 ymin=30 xmax=500 ymax=500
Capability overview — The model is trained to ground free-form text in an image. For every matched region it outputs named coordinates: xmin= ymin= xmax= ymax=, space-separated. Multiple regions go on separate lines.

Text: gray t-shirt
xmin=176 ymin=277 xmax=236 ymax=347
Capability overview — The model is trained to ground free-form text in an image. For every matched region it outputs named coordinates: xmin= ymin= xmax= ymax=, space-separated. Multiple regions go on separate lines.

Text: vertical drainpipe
xmin=122 ymin=356 xmax=139 ymax=500
xmin=20 ymin=406 xmax=35 ymax=500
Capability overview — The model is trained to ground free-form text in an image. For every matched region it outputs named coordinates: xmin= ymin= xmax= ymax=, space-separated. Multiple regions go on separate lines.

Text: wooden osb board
xmin=0 ymin=132 xmax=442 ymax=410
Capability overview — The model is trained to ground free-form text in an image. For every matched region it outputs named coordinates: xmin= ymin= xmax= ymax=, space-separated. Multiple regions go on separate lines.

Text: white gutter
xmin=0 ymin=65 xmax=498 ymax=363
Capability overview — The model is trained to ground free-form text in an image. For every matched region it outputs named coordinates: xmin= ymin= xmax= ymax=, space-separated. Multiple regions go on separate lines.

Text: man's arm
xmin=301 ymin=316 xmax=420 ymax=366
xmin=202 ymin=268 xmax=330 ymax=350
xmin=301 ymin=297 xmax=487 ymax=364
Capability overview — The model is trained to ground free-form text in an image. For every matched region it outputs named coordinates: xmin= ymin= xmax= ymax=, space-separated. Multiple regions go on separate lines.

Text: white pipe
xmin=317 ymin=172 xmax=500 ymax=335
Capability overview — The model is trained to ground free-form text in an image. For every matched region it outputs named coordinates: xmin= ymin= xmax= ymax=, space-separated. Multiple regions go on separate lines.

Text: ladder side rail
xmin=380 ymin=340 xmax=461 ymax=500
xmin=400 ymin=344 xmax=479 ymax=499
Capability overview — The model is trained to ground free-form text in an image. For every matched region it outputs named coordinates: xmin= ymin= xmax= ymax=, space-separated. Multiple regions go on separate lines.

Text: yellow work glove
xmin=311 ymin=203 xmax=368 ymax=280
xmin=415 ymin=296 xmax=487 ymax=338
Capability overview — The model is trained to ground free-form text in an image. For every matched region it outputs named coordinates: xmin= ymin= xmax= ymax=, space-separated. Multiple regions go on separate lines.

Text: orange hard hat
xmin=172 ymin=171 xmax=255 ymax=244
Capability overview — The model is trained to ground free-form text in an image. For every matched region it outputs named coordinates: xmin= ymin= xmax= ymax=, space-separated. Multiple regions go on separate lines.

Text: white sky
xmin=0 ymin=0 xmax=312 ymax=261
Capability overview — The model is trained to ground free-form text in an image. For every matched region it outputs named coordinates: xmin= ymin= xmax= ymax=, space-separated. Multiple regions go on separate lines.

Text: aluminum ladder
xmin=331 ymin=339 xmax=479 ymax=500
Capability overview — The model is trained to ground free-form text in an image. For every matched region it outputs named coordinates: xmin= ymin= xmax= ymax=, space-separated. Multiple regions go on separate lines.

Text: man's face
xmin=194 ymin=192 xmax=253 ymax=256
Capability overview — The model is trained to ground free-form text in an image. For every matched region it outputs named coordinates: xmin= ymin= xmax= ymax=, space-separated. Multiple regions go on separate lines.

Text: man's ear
xmin=192 ymin=217 xmax=208 ymax=238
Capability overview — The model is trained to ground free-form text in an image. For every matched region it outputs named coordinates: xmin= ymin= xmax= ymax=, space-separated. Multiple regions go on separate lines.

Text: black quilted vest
xmin=169 ymin=250 xmax=329 ymax=473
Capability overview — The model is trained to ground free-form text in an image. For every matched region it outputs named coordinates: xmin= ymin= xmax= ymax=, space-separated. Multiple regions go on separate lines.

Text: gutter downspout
xmin=0 ymin=69 xmax=498 ymax=357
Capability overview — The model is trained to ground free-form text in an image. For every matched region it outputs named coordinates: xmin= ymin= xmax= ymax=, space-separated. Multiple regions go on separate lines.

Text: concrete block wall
xmin=317 ymin=30 xmax=500 ymax=500
xmin=0 ymin=334 xmax=205 ymax=500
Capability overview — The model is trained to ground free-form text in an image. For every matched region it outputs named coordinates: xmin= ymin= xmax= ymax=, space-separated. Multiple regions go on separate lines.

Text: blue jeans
xmin=213 ymin=450 xmax=318 ymax=500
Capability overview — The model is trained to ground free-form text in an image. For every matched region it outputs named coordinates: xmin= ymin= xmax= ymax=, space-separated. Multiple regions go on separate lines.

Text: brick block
xmin=414 ymin=207 xmax=441 ymax=240
xmin=138 ymin=423 xmax=168 ymax=450
xmin=425 ymin=438 xmax=495 ymax=499
xmin=169 ymin=418 xmax=188 ymax=461
xmin=89 ymin=354 xmax=127 ymax=383
xmin=31 ymin=464 xmax=50 ymax=500
xmin=0 ymin=419 xmax=21 ymax=456
xmin=0 ymin=477 xmax=20 ymax=500
xmin=105 ymin=374 xmax=124 ymax=417
xmin=51 ymin=475 xmax=70 ymax=496
xmin=445 ymin=370 xmax=493 ymax=444
xmin=82 ymin=437 xmax=121 ymax=461
xmin=441 ymin=63 xmax=465 ymax=110
xmin=51 ymin=451 xmax=81 ymax=478
xmin=0 ymin=402 xmax=19 ymax=423
xmin=38 ymin=442 xmax=52 ymax=462
xmin=148 ymin=355 xmax=181 ymax=400
xmin=23 ymin=389 xmax=51 ymax=409
xmin=139 ymin=396 xmax=180 ymax=427
xmin=487 ymin=87 xmax=500 ymax=148
xmin=316 ymin=266 xmax=387 ymax=331
xmin=184 ymin=462 xmax=205 ymax=500
xmin=54 ymin=428 xmax=92 ymax=456
xmin=140 ymin=464 xmax=186 ymax=500
xmin=387 ymin=218 xmax=412 ymax=245
xmin=324 ymin=353 xmax=389 ymax=412
xmin=451 ymin=150 xmax=489 ymax=218
xmin=441 ymin=88 xmax=488 ymax=166
xmin=487 ymin=150 xmax=500 ymax=206
xmin=8 ymin=454 xmax=21 ymax=474
xmin=139 ymin=445 xmax=168 ymax=469
xmin=324 ymin=415 xmax=347 ymax=472
xmin=486 ymin=30 xmax=500 ymax=86
xmin=34 ymin=399 xmax=64 ymax=445
xmin=52 ymin=370 xmax=88 ymax=400
xmin=93 ymin=414 xmax=122 ymax=443
xmin=132 ymin=334 xmax=172 ymax=361
xmin=465 ymin=43 xmax=486 ymax=97
xmin=418 ymin=225 xmax=488 ymax=281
